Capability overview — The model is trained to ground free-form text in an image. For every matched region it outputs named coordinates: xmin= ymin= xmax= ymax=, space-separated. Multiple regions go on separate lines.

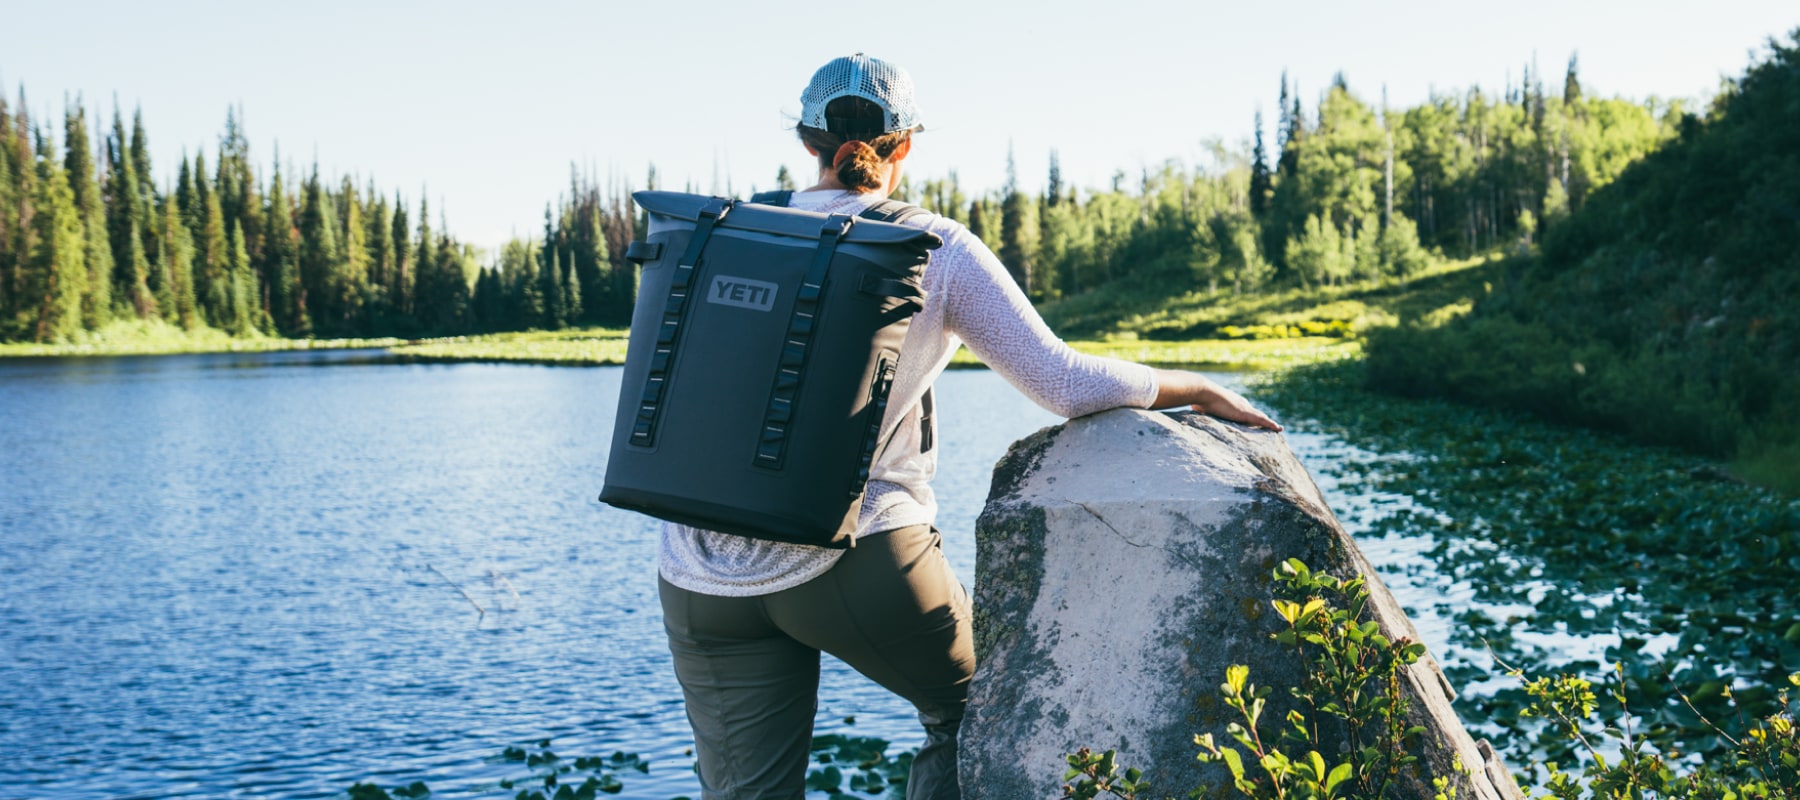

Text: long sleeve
xmin=938 ymin=227 xmax=1158 ymax=418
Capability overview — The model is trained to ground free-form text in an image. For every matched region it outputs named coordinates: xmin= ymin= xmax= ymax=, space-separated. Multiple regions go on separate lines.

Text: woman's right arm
xmin=938 ymin=226 xmax=1280 ymax=431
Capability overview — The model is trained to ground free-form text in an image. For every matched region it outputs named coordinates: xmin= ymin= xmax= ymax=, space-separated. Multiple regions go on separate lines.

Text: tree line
xmin=898 ymin=55 xmax=1680 ymax=307
xmin=0 ymin=96 xmax=643 ymax=342
xmin=1 ymin=55 xmax=1682 ymax=343
xmin=1364 ymin=33 xmax=1800 ymax=470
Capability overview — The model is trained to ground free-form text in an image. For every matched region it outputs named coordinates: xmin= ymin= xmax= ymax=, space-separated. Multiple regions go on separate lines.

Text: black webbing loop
xmin=859 ymin=199 xmax=928 ymax=224
xmin=755 ymin=213 xmax=853 ymax=468
xmin=624 ymin=241 xmax=662 ymax=263
xmin=749 ymin=190 xmax=795 ymax=207
xmin=629 ymin=198 xmax=731 ymax=448
xmin=858 ymin=274 xmax=926 ymax=308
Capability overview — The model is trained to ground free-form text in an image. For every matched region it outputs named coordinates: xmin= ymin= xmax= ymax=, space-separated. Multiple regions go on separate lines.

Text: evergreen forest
xmin=0 ymin=99 xmax=639 ymax=342
xmin=1 ymin=54 xmax=1678 ymax=345
xmin=4 ymin=42 xmax=1793 ymax=479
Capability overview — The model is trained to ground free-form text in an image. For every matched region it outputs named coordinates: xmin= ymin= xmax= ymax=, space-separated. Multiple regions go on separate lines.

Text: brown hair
xmin=797 ymin=96 xmax=913 ymax=193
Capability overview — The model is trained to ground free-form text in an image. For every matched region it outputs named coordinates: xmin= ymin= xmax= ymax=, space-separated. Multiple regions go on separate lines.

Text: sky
xmin=3 ymin=0 xmax=1795 ymax=252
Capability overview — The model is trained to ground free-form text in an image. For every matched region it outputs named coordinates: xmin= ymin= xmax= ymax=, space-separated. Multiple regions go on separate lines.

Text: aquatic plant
xmin=1065 ymin=562 xmax=1800 ymax=799
xmin=343 ymin=731 xmax=921 ymax=799
xmin=1257 ymin=359 xmax=1800 ymax=763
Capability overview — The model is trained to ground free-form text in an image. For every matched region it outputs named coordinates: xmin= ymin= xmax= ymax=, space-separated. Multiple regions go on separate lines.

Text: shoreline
xmin=1 ymin=329 xmax=1359 ymax=372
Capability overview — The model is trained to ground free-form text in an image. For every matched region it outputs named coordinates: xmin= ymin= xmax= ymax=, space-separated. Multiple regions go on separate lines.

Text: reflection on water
xmin=0 ymin=353 xmax=1457 ymax=798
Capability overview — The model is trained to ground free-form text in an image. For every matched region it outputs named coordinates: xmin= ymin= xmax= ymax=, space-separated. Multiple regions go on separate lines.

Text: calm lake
xmin=0 ymin=351 xmax=1460 ymax=799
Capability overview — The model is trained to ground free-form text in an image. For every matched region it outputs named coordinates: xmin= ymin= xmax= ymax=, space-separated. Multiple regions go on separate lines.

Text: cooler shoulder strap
xmin=751 ymin=190 xmax=936 ymax=460
xmin=859 ymin=198 xmax=936 ymax=455
xmin=860 ymin=198 xmax=929 ymax=225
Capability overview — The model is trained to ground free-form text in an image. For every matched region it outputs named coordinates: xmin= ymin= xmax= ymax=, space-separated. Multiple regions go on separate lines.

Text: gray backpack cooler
xmin=599 ymin=191 xmax=941 ymax=548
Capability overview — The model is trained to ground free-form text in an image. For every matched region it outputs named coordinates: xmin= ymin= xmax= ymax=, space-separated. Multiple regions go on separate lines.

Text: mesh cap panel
xmin=799 ymin=54 xmax=922 ymax=134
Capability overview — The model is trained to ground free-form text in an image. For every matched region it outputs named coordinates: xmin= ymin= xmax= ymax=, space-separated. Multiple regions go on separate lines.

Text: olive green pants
xmin=659 ymin=525 xmax=973 ymax=800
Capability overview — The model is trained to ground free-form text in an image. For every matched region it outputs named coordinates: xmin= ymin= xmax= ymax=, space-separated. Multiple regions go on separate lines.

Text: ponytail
xmin=831 ymin=141 xmax=886 ymax=192
xmin=797 ymin=97 xmax=914 ymax=193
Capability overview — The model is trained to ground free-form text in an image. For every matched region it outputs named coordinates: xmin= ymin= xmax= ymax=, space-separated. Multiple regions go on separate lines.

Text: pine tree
xmin=999 ymin=143 xmax=1033 ymax=292
xmin=129 ymin=107 xmax=164 ymax=314
xmin=225 ymin=219 xmax=258 ymax=334
xmin=538 ymin=207 xmax=563 ymax=329
xmin=339 ymin=176 xmax=369 ymax=333
xmin=1039 ymin=153 xmax=1075 ymax=302
xmin=0 ymin=94 xmax=14 ymax=326
xmin=264 ymin=164 xmax=303 ymax=334
xmin=775 ymin=165 xmax=796 ymax=192
xmin=1265 ymin=73 xmax=1309 ymax=269
xmin=967 ymin=199 xmax=991 ymax=250
xmin=149 ymin=204 xmax=176 ymax=319
xmin=174 ymin=153 xmax=195 ymax=230
xmin=1564 ymin=53 xmax=1583 ymax=105
xmin=297 ymin=164 xmax=342 ymax=332
xmin=413 ymin=196 xmax=435 ymax=329
xmin=365 ymin=186 xmax=392 ymax=321
xmin=194 ymin=156 xmax=229 ymax=326
xmin=158 ymin=192 xmax=197 ymax=327
xmin=128 ymin=107 xmax=154 ymax=208
xmin=105 ymin=109 xmax=155 ymax=319
xmin=1249 ymin=108 xmax=1273 ymax=217
xmin=431 ymin=232 xmax=469 ymax=333
xmin=63 ymin=101 xmax=113 ymax=328
xmin=562 ymin=244 xmax=581 ymax=328
xmin=578 ymin=200 xmax=616 ymax=325
xmin=29 ymin=130 xmax=88 ymax=341
xmin=215 ymin=106 xmax=261 ymax=263
xmin=516 ymin=239 xmax=544 ymax=327
xmin=542 ymin=242 xmax=565 ymax=330
xmin=7 ymin=93 xmax=38 ymax=337
xmin=390 ymin=194 xmax=410 ymax=317
xmin=470 ymin=267 xmax=499 ymax=331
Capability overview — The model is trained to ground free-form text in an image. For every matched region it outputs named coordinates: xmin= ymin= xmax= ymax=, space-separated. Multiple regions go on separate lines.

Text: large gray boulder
xmin=959 ymin=409 xmax=1521 ymax=800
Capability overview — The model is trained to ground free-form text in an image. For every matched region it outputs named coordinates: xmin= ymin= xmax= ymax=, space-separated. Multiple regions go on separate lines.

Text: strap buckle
xmin=819 ymin=214 xmax=854 ymax=237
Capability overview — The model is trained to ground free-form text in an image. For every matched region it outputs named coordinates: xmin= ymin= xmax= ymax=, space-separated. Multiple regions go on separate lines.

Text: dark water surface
xmin=0 ymin=351 xmax=1451 ymax=799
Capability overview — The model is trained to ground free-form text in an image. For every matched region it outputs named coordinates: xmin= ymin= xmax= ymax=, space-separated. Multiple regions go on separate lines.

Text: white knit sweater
xmin=657 ymin=189 xmax=1159 ymax=596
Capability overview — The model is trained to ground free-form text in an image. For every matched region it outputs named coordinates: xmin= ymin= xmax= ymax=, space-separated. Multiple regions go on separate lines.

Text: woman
xmin=657 ymin=53 xmax=1282 ymax=800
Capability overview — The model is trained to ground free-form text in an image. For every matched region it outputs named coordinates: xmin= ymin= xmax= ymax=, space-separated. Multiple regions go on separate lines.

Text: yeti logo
xmin=707 ymin=276 xmax=779 ymax=312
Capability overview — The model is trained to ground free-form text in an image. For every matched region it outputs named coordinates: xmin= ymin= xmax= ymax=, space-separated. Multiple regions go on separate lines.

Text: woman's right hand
xmin=1151 ymin=369 xmax=1284 ymax=432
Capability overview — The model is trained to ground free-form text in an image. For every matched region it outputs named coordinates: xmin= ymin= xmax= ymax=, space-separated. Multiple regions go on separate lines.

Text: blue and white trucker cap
xmin=799 ymin=53 xmax=924 ymax=134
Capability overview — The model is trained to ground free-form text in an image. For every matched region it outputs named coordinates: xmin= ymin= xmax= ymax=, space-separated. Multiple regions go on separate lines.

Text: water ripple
xmin=0 ymin=354 xmax=1455 ymax=799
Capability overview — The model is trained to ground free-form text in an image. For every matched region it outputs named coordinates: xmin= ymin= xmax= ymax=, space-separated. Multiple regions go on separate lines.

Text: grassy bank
xmin=384 ymin=327 xmax=1358 ymax=371
xmin=3 ymin=251 xmax=1490 ymax=370
xmin=1 ymin=318 xmax=1359 ymax=371
xmin=385 ymin=328 xmax=632 ymax=365
xmin=379 ymin=254 xmax=1491 ymax=370
xmin=1040 ymin=254 xmax=1496 ymax=342
xmin=0 ymin=319 xmax=401 ymax=357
